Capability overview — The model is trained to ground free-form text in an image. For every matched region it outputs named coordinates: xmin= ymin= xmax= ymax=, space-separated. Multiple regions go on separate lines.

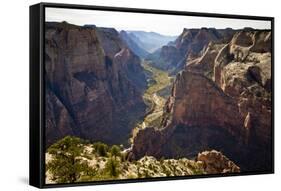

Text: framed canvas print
xmin=29 ymin=2 xmax=274 ymax=188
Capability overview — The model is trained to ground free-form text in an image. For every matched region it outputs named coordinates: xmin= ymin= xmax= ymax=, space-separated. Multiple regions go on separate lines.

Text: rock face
xmin=147 ymin=28 xmax=236 ymax=73
xmin=197 ymin=150 xmax=240 ymax=174
xmin=185 ymin=42 xmax=225 ymax=77
xmin=132 ymin=29 xmax=272 ymax=172
xmin=45 ymin=22 xmax=147 ymax=147
xmin=169 ymin=71 xmax=244 ymax=133
xmin=132 ymin=71 xmax=244 ymax=161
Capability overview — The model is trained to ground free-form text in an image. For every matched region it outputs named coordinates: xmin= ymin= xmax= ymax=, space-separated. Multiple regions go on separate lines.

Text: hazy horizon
xmin=46 ymin=7 xmax=271 ymax=36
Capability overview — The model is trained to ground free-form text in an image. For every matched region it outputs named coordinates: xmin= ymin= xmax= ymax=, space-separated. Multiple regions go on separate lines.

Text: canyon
xmin=132 ymin=28 xmax=272 ymax=172
xmin=45 ymin=21 xmax=272 ymax=174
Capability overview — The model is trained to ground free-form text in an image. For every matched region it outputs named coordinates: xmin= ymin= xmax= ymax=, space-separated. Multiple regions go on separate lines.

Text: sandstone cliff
xmin=147 ymin=28 xmax=236 ymax=73
xmin=132 ymin=29 xmax=272 ymax=172
xmin=45 ymin=22 xmax=147 ymax=147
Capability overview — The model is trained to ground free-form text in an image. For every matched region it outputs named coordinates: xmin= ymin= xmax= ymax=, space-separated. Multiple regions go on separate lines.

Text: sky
xmin=46 ymin=7 xmax=271 ymax=36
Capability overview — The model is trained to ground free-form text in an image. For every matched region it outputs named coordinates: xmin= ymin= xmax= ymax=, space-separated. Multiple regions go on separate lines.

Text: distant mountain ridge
xmin=126 ymin=30 xmax=177 ymax=53
xmin=119 ymin=30 xmax=149 ymax=58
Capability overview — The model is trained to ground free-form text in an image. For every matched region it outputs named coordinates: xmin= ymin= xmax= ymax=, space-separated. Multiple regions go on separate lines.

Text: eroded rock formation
xmin=147 ymin=28 xmax=236 ymax=73
xmin=45 ymin=22 xmax=147 ymax=147
xmin=132 ymin=29 xmax=272 ymax=172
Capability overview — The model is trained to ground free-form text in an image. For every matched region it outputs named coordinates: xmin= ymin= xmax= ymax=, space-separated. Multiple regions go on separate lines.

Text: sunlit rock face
xmin=147 ymin=27 xmax=236 ymax=73
xmin=132 ymin=29 xmax=272 ymax=172
xmin=45 ymin=22 xmax=147 ymax=147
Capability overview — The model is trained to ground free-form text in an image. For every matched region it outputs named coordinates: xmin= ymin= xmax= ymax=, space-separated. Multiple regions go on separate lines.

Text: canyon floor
xmin=130 ymin=60 xmax=173 ymax=144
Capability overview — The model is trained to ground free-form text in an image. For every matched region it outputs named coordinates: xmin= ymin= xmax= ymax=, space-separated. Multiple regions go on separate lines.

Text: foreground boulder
xmin=197 ymin=150 xmax=240 ymax=174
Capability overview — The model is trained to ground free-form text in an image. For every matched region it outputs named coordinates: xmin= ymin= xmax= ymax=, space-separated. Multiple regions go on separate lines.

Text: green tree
xmin=110 ymin=145 xmax=121 ymax=159
xmin=92 ymin=142 xmax=109 ymax=157
xmin=46 ymin=136 xmax=93 ymax=183
xmin=104 ymin=157 xmax=120 ymax=177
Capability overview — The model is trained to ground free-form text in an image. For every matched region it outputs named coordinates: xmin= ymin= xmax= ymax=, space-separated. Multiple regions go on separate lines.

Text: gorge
xmin=45 ymin=21 xmax=272 ymax=181
xmin=131 ymin=28 xmax=272 ymax=172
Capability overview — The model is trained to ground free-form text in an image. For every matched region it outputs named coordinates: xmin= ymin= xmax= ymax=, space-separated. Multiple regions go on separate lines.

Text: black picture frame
xmin=30 ymin=2 xmax=274 ymax=188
